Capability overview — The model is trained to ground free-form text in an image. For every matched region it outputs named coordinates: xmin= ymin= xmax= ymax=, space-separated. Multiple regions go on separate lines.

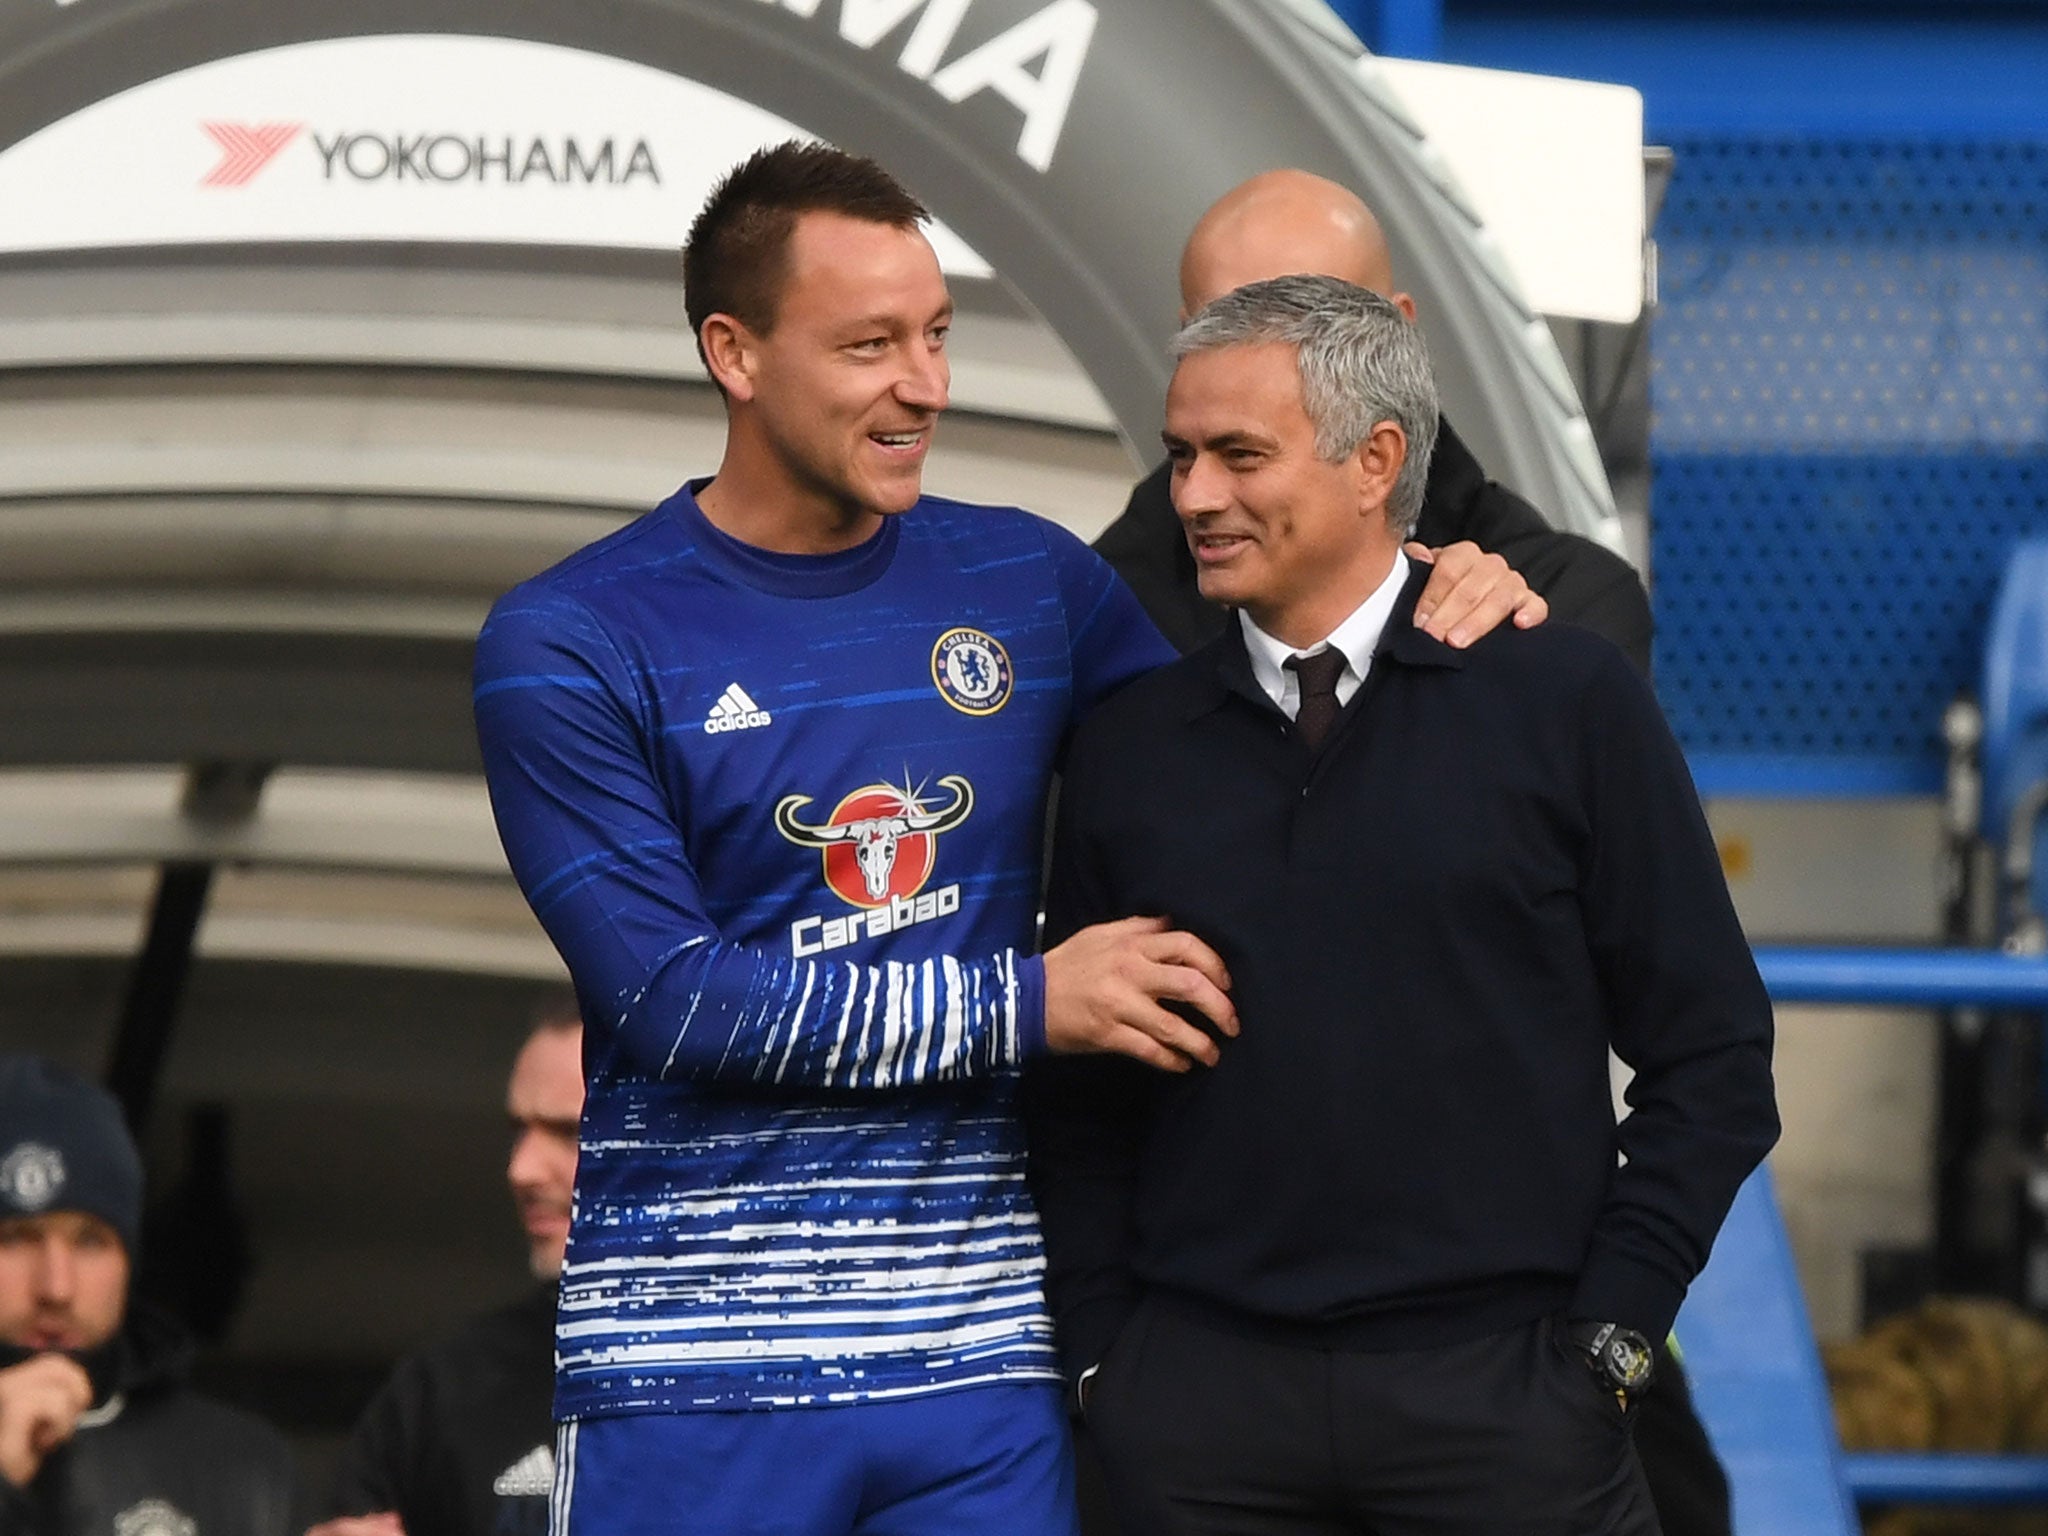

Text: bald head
xmin=1179 ymin=170 xmax=1413 ymax=323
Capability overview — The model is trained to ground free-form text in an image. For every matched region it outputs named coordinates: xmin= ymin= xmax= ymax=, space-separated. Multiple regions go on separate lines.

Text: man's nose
xmin=35 ymin=1237 xmax=76 ymax=1302
xmin=508 ymin=1126 xmax=544 ymax=1188
xmin=1173 ymin=455 xmax=1230 ymax=519
xmin=897 ymin=343 xmax=949 ymax=412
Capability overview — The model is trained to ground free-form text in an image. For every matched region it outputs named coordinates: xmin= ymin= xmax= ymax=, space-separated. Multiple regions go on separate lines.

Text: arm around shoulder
xmin=1503 ymin=528 xmax=1652 ymax=675
xmin=1561 ymin=548 xmax=1653 ymax=677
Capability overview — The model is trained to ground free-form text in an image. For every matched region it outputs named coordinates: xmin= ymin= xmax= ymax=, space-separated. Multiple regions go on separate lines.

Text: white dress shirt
xmin=1238 ymin=552 xmax=1410 ymax=719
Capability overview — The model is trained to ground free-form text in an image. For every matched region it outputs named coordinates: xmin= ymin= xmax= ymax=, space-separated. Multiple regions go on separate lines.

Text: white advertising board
xmin=0 ymin=33 xmax=1645 ymax=322
xmin=0 ymin=32 xmax=994 ymax=275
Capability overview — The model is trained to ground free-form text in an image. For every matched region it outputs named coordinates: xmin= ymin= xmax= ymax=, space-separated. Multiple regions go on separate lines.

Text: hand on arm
xmin=0 ymin=1355 xmax=91 ymax=1489
xmin=1042 ymin=915 xmax=1236 ymax=1071
xmin=1405 ymin=540 xmax=1548 ymax=646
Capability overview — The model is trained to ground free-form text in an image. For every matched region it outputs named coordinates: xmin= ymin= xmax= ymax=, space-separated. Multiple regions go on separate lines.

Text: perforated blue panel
xmin=1652 ymin=139 xmax=2048 ymax=796
xmin=1656 ymin=453 xmax=2047 ymax=793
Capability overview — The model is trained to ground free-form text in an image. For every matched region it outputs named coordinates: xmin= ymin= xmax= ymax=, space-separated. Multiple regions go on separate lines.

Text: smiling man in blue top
xmin=473 ymin=143 xmax=1543 ymax=1536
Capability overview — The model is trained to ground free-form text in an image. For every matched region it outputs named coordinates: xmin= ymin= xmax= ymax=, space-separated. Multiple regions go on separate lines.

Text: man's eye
xmin=928 ymin=325 xmax=950 ymax=348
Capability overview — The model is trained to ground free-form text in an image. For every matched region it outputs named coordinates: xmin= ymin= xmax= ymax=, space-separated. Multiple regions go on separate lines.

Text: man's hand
xmin=1406 ymin=540 xmax=1547 ymax=647
xmin=0 ymin=1353 xmax=91 ymax=1488
xmin=306 ymin=1515 xmax=408 ymax=1536
xmin=1042 ymin=916 xmax=1237 ymax=1071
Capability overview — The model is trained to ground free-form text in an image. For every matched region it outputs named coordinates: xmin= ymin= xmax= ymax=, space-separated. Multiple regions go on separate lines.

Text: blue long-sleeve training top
xmin=474 ymin=481 xmax=1170 ymax=1416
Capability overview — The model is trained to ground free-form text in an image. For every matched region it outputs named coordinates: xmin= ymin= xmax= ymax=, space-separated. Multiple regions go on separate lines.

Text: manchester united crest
xmin=0 ymin=1142 xmax=64 ymax=1212
xmin=115 ymin=1502 xmax=196 ymax=1536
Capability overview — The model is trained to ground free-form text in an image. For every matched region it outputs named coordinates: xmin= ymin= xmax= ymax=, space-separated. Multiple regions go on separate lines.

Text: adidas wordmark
xmin=704 ymin=683 xmax=772 ymax=734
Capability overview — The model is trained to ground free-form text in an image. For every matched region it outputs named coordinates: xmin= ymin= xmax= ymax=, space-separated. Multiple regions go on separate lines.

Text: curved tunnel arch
xmin=0 ymin=0 xmax=1623 ymax=984
xmin=0 ymin=0 xmax=1614 ymax=537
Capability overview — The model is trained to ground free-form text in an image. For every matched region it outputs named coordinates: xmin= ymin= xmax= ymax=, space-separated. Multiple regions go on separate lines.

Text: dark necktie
xmin=1285 ymin=648 xmax=1347 ymax=751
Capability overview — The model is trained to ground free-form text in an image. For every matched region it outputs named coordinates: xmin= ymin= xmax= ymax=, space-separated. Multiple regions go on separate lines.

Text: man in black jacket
xmin=1093 ymin=169 xmax=1651 ymax=674
xmin=310 ymin=1001 xmax=582 ymax=1536
xmin=0 ymin=1056 xmax=297 ymax=1536
xmin=1084 ymin=169 xmax=1730 ymax=1536
xmin=1029 ymin=277 xmax=1776 ymax=1535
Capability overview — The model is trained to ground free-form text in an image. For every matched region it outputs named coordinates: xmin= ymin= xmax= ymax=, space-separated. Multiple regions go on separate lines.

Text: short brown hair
xmin=682 ymin=140 xmax=929 ymax=379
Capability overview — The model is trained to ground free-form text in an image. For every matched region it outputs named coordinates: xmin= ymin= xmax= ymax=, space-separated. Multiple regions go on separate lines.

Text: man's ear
xmin=700 ymin=314 xmax=758 ymax=402
xmin=1392 ymin=290 xmax=1418 ymax=324
xmin=1355 ymin=420 xmax=1408 ymax=518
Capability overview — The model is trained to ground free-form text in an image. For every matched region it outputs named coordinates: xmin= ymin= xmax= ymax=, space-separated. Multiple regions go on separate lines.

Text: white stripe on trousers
xmin=550 ymin=1419 xmax=579 ymax=1536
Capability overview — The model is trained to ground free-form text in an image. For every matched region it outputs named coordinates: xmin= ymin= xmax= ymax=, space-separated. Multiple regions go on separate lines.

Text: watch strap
xmin=1563 ymin=1319 xmax=1618 ymax=1357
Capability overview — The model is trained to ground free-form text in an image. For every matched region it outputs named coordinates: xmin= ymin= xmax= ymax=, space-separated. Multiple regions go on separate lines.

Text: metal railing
xmin=1747 ymin=944 xmax=2048 ymax=1513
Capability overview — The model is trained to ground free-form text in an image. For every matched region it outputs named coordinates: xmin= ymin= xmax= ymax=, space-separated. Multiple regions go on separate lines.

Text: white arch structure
xmin=0 ymin=0 xmax=1615 ymax=989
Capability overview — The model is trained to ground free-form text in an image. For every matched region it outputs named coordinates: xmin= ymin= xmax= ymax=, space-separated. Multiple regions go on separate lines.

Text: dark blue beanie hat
xmin=0 ymin=1056 xmax=143 ymax=1254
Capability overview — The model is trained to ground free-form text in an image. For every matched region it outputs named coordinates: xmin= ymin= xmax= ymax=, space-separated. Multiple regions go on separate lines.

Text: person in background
xmin=0 ymin=1054 xmax=297 ymax=1536
xmin=1094 ymin=169 xmax=1652 ymax=674
xmin=310 ymin=998 xmax=583 ymax=1536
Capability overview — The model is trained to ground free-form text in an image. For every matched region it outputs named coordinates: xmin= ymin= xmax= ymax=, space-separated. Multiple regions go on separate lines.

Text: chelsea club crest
xmin=931 ymin=628 xmax=1013 ymax=716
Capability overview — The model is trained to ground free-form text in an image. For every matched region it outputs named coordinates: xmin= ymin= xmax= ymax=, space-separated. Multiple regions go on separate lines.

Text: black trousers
xmin=1079 ymin=1300 xmax=1662 ymax=1536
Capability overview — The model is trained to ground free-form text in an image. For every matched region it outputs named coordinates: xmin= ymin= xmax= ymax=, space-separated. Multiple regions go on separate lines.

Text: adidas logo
xmin=493 ymin=1443 xmax=555 ymax=1497
xmin=704 ymin=683 xmax=772 ymax=735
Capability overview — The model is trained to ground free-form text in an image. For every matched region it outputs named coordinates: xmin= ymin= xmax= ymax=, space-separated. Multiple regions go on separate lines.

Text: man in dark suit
xmin=1084 ymin=169 xmax=1728 ymax=1536
xmin=1094 ymin=170 xmax=1651 ymax=673
xmin=1028 ymin=276 xmax=1777 ymax=1536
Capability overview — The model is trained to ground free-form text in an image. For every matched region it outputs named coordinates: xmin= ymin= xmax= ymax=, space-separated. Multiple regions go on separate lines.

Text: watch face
xmin=1602 ymin=1331 xmax=1656 ymax=1391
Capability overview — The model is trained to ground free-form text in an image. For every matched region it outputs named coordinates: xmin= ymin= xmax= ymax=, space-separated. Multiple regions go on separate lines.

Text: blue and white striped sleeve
xmin=473 ymin=587 xmax=1048 ymax=1089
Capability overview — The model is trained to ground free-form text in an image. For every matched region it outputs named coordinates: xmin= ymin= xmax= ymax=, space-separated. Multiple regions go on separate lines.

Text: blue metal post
xmin=1754 ymin=948 xmax=2048 ymax=1008
xmin=1695 ymin=947 xmax=2048 ymax=1521
xmin=1843 ymin=1456 xmax=2048 ymax=1505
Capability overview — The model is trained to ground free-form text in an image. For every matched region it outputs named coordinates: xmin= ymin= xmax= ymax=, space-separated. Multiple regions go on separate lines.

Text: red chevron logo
xmin=200 ymin=122 xmax=303 ymax=187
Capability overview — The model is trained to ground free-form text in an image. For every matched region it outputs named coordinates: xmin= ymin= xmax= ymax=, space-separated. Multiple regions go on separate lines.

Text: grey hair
xmin=1171 ymin=274 xmax=1439 ymax=537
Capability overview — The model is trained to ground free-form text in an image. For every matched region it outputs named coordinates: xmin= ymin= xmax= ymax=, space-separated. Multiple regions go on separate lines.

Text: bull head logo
xmin=776 ymin=775 xmax=975 ymax=907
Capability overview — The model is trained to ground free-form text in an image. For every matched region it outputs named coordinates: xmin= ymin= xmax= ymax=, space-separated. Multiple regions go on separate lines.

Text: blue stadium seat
xmin=1980 ymin=538 xmax=2048 ymax=936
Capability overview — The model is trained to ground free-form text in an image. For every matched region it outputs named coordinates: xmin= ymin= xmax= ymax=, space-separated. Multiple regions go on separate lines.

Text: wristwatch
xmin=1562 ymin=1319 xmax=1656 ymax=1398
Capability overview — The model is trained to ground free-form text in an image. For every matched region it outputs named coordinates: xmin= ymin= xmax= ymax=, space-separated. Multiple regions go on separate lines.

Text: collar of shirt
xmin=1238 ymin=552 xmax=1410 ymax=719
